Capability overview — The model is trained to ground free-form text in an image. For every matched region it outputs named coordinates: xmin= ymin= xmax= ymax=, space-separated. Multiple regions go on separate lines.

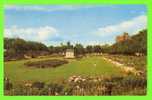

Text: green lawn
xmin=4 ymin=55 xmax=124 ymax=86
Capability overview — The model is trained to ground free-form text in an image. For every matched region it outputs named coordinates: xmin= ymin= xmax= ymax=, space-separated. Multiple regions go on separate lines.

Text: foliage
xmin=32 ymin=81 xmax=45 ymax=90
xmin=104 ymin=29 xmax=147 ymax=55
xmin=4 ymin=75 xmax=146 ymax=95
xmin=74 ymin=44 xmax=85 ymax=56
xmin=47 ymin=83 xmax=64 ymax=95
xmin=4 ymin=29 xmax=147 ymax=61
xmin=4 ymin=77 xmax=13 ymax=90
xmin=4 ymin=38 xmax=48 ymax=61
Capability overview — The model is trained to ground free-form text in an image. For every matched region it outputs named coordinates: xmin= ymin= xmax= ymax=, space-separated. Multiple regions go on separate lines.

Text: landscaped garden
xmin=4 ymin=5 xmax=148 ymax=96
xmin=4 ymin=26 xmax=147 ymax=96
xmin=4 ymin=55 xmax=146 ymax=95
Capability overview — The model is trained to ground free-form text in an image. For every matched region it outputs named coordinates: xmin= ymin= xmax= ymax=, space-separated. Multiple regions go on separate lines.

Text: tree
xmin=93 ymin=45 xmax=102 ymax=53
xmin=74 ymin=43 xmax=85 ymax=56
xmin=86 ymin=45 xmax=94 ymax=53
xmin=106 ymin=29 xmax=147 ymax=55
xmin=48 ymin=46 xmax=55 ymax=54
xmin=66 ymin=41 xmax=73 ymax=49
xmin=101 ymin=44 xmax=111 ymax=53
xmin=4 ymin=37 xmax=49 ymax=60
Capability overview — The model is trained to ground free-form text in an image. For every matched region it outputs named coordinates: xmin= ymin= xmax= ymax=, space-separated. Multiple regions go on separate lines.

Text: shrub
xmin=32 ymin=81 xmax=45 ymax=90
xmin=4 ymin=75 xmax=146 ymax=95
xmin=47 ymin=83 xmax=64 ymax=95
xmin=4 ymin=77 xmax=13 ymax=90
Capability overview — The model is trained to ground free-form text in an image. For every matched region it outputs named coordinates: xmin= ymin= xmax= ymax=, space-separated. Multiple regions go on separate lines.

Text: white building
xmin=65 ymin=49 xmax=75 ymax=58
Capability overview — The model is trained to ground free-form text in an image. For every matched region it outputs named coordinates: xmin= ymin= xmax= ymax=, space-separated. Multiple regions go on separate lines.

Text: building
xmin=65 ymin=49 xmax=75 ymax=58
xmin=116 ymin=32 xmax=129 ymax=43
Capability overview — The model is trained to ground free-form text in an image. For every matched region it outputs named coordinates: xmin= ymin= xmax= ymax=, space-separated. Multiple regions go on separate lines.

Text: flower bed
xmin=24 ymin=59 xmax=68 ymax=68
xmin=4 ymin=75 xmax=146 ymax=96
xmin=104 ymin=54 xmax=146 ymax=71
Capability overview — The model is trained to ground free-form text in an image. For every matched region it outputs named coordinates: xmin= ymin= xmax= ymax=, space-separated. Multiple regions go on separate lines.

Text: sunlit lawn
xmin=4 ymin=55 xmax=124 ymax=86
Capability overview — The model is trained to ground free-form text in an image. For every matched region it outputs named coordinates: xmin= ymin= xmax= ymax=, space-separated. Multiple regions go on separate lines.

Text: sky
xmin=4 ymin=5 xmax=147 ymax=46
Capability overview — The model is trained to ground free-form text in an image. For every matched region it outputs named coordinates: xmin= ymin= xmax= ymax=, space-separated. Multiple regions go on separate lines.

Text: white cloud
xmin=4 ymin=26 xmax=58 ymax=42
xmin=95 ymin=15 xmax=147 ymax=36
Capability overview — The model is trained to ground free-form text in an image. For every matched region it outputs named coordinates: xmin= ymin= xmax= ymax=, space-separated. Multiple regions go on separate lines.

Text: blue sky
xmin=4 ymin=5 xmax=147 ymax=46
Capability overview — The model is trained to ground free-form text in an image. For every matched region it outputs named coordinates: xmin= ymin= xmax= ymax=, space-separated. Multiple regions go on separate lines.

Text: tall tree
xmin=74 ymin=43 xmax=85 ymax=55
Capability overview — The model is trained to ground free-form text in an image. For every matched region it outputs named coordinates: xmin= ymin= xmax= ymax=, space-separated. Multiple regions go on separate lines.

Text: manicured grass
xmin=4 ymin=56 xmax=124 ymax=86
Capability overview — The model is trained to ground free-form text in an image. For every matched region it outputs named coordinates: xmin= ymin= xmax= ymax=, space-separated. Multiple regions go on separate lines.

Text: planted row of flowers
xmin=4 ymin=75 xmax=146 ymax=95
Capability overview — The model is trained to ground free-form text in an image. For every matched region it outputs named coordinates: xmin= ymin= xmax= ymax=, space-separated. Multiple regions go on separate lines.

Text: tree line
xmin=4 ymin=29 xmax=147 ymax=60
xmin=4 ymin=38 xmax=103 ymax=60
xmin=104 ymin=29 xmax=147 ymax=55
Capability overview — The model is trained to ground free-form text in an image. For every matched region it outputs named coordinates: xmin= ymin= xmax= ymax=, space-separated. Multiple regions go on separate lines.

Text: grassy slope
xmin=4 ymin=56 xmax=124 ymax=85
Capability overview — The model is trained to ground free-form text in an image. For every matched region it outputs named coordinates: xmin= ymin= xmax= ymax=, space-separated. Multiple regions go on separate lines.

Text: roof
xmin=66 ymin=49 xmax=74 ymax=52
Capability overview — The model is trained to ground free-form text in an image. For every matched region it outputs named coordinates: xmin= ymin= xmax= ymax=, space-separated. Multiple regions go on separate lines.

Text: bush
xmin=32 ymin=81 xmax=45 ymax=90
xmin=47 ymin=83 xmax=64 ymax=95
xmin=4 ymin=75 xmax=146 ymax=95
xmin=4 ymin=77 xmax=13 ymax=90
xmin=120 ymin=75 xmax=147 ymax=89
